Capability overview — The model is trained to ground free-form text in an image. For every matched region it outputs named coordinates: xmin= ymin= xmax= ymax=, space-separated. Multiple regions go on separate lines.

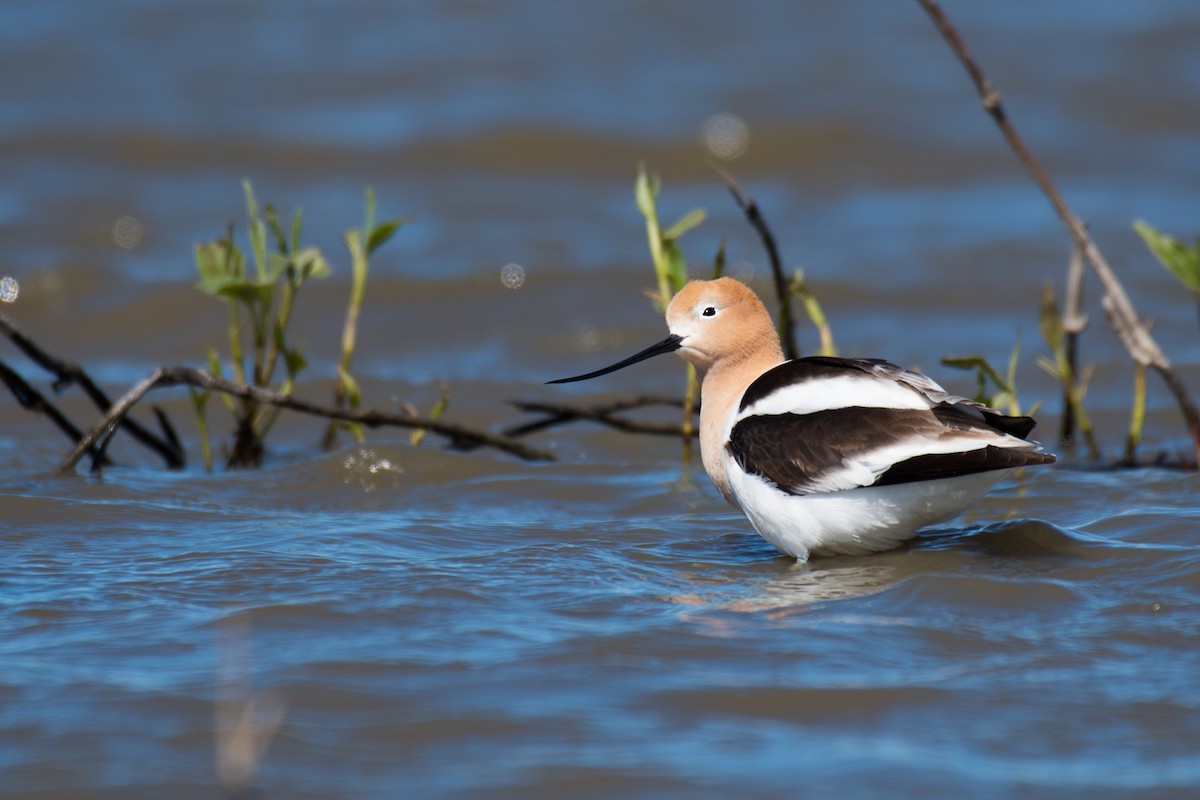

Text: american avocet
xmin=550 ymin=277 xmax=1055 ymax=561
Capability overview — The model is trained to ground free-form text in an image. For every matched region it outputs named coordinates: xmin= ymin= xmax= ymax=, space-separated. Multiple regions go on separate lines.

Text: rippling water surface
xmin=2 ymin=2 xmax=1200 ymax=798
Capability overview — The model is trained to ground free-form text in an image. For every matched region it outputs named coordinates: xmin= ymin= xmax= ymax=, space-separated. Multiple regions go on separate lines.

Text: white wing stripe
xmin=737 ymin=374 xmax=930 ymax=421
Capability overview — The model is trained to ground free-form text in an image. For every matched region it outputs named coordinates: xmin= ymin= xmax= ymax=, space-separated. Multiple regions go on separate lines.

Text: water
xmin=2 ymin=2 xmax=1200 ymax=798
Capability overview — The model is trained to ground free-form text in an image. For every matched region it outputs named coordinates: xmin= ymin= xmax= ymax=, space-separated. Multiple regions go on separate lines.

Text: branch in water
xmin=0 ymin=357 xmax=112 ymax=467
xmin=54 ymin=365 xmax=553 ymax=475
xmin=0 ymin=312 xmax=185 ymax=468
xmin=917 ymin=0 xmax=1200 ymax=463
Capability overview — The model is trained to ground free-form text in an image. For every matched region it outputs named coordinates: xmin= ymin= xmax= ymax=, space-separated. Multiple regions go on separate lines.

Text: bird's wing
xmin=729 ymin=358 xmax=1054 ymax=495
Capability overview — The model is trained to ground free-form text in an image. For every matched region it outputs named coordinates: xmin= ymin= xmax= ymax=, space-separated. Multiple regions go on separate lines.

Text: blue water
xmin=4 ymin=458 xmax=1200 ymax=798
xmin=2 ymin=2 xmax=1200 ymax=798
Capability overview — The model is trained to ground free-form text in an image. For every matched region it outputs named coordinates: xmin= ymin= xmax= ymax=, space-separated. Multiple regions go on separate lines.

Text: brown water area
xmin=2 ymin=3 xmax=1200 ymax=798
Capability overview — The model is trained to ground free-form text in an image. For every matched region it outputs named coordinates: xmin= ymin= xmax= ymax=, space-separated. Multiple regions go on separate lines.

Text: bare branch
xmin=0 ymin=313 xmax=185 ymax=468
xmin=54 ymin=366 xmax=553 ymax=475
xmin=0 ymin=357 xmax=112 ymax=466
xmin=710 ymin=162 xmax=800 ymax=360
xmin=917 ymin=0 xmax=1200 ymax=462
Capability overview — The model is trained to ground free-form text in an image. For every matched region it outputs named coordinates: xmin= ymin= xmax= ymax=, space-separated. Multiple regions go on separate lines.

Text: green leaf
xmin=941 ymin=354 xmax=1008 ymax=388
xmin=411 ymin=384 xmax=450 ymax=446
xmin=1036 ymin=354 xmax=1063 ymax=380
xmin=188 ymin=384 xmax=210 ymax=411
xmin=195 ymin=238 xmax=246 ymax=290
xmin=429 ymin=387 xmax=449 ymax=421
xmin=263 ymin=204 xmax=289 ymax=255
xmin=242 ymin=178 xmax=259 ymax=221
xmin=366 ymin=219 xmax=402 ymax=255
xmin=242 ymin=179 xmax=268 ymax=281
xmin=941 ymin=355 xmax=982 ymax=370
xmin=1134 ymin=219 xmax=1200 ymax=292
xmin=1039 ymin=283 xmax=1064 ymax=351
xmin=294 ymin=246 xmax=332 ymax=283
xmin=662 ymin=208 xmax=707 ymax=241
xmin=194 ymin=242 xmax=227 ymax=292
xmin=206 ymin=347 xmax=223 ymax=376
xmin=634 ymin=164 xmax=659 ymax=221
xmin=289 ymin=207 xmax=303 ymax=255
xmin=266 ymin=252 xmax=291 ymax=285
xmin=940 ymin=354 xmax=1011 ymax=406
xmin=1006 ymin=330 xmax=1021 ymax=390
xmin=661 ymin=240 xmax=688 ymax=296
xmin=195 ymin=273 xmax=236 ymax=298
xmin=344 ymin=228 xmax=363 ymax=259
xmin=790 ymin=268 xmax=837 ymax=357
xmin=284 ymin=346 xmax=307 ymax=378
xmin=216 ymin=279 xmax=273 ymax=307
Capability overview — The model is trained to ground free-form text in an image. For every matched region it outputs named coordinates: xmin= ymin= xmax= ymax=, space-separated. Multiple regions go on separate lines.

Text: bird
xmin=549 ymin=277 xmax=1055 ymax=562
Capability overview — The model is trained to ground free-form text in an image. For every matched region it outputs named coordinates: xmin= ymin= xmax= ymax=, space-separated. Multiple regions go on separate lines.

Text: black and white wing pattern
xmin=727 ymin=357 xmax=1055 ymax=496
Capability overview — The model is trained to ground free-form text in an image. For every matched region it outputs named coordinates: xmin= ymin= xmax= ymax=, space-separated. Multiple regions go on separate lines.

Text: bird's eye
xmin=701 ymin=306 xmax=716 ymax=317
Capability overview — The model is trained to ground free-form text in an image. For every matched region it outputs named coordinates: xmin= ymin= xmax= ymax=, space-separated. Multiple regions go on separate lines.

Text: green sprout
xmin=321 ymin=188 xmax=404 ymax=450
xmin=634 ymin=165 xmax=706 ymax=449
xmin=194 ymin=180 xmax=331 ymax=468
xmin=1134 ymin=220 xmax=1200 ymax=332
xmin=1037 ymin=282 xmax=1099 ymax=459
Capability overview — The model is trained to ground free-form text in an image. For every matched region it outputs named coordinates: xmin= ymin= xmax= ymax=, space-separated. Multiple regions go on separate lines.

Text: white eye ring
xmin=701 ymin=306 xmax=717 ymax=317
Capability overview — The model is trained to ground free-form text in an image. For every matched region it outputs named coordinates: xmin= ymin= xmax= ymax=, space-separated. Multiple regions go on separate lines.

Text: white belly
xmin=725 ymin=466 xmax=1009 ymax=561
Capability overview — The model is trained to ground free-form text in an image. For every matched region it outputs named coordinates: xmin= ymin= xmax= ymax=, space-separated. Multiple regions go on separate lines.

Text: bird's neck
xmin=697 ymin=347 xmax=786 ymax=505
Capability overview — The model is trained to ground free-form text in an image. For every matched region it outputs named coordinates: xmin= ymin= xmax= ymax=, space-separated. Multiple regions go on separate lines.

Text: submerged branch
xmin=918 ymin=0 xmax=1200 ymax=463
xmin=0 ymin=356 xmax=112 ymax=467
xmin=54 ymin=366 xmax=553 ymax=475
xmin=0 ymin=313 xmax=185 ymax=468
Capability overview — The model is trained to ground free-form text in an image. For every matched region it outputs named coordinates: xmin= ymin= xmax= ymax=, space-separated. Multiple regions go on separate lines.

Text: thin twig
xmin=54 ymin=366 xmax=553 ymax=475
xmin=505 ymin=396 xmax=698 ymax=440
xmin=709 ymin=161 xmax=800 ymax=360
xmin=1059 ymin=242 xmax=1089 ymax=446
xmin=0 ymin=313 xmax=185 ymax=468
xmin=918 ymin=0 xmax=1200 ymax=463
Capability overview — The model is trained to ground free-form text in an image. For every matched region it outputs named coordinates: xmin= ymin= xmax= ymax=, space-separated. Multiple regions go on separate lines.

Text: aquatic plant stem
xmin=54 ymin=366 xmax=552 ymax=475
xmin=918 ymin=0 xmax=1200 ymax=463
xmin=633 ymin=165 xmax=705 ymax=457
xmin=323 ymin=190 xmax=400 ymax=449
xmin=259 ymin=267 xmax=296 ymax=389
xmin=1059 ymin=243 xmax=1089 ymax=447
xmin=1124 ymin=362 xmax=1147 ymax=465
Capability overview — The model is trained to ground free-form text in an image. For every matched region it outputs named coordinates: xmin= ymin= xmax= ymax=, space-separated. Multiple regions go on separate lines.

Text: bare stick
xmin=55 ymin=366 xmax=553 ymax=475
xmin=917 ymin=0 xmax=1200 ymax=461
xmin=0 ymin=313 xmax=185 ymax=468
xmin=710 ymin=162 xmax=800 ymax=360
xmin=505 ymin=396 xmax=698 ymax=440
xmin=1059 ymin=242 xmax=1089 ymax=446
xmin=0 ymin=357 xmax=112 ymax=466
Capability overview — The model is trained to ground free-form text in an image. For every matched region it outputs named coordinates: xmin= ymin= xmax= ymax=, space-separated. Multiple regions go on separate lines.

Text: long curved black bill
xmin=547 ymin=334 xmax=683 ymax=384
